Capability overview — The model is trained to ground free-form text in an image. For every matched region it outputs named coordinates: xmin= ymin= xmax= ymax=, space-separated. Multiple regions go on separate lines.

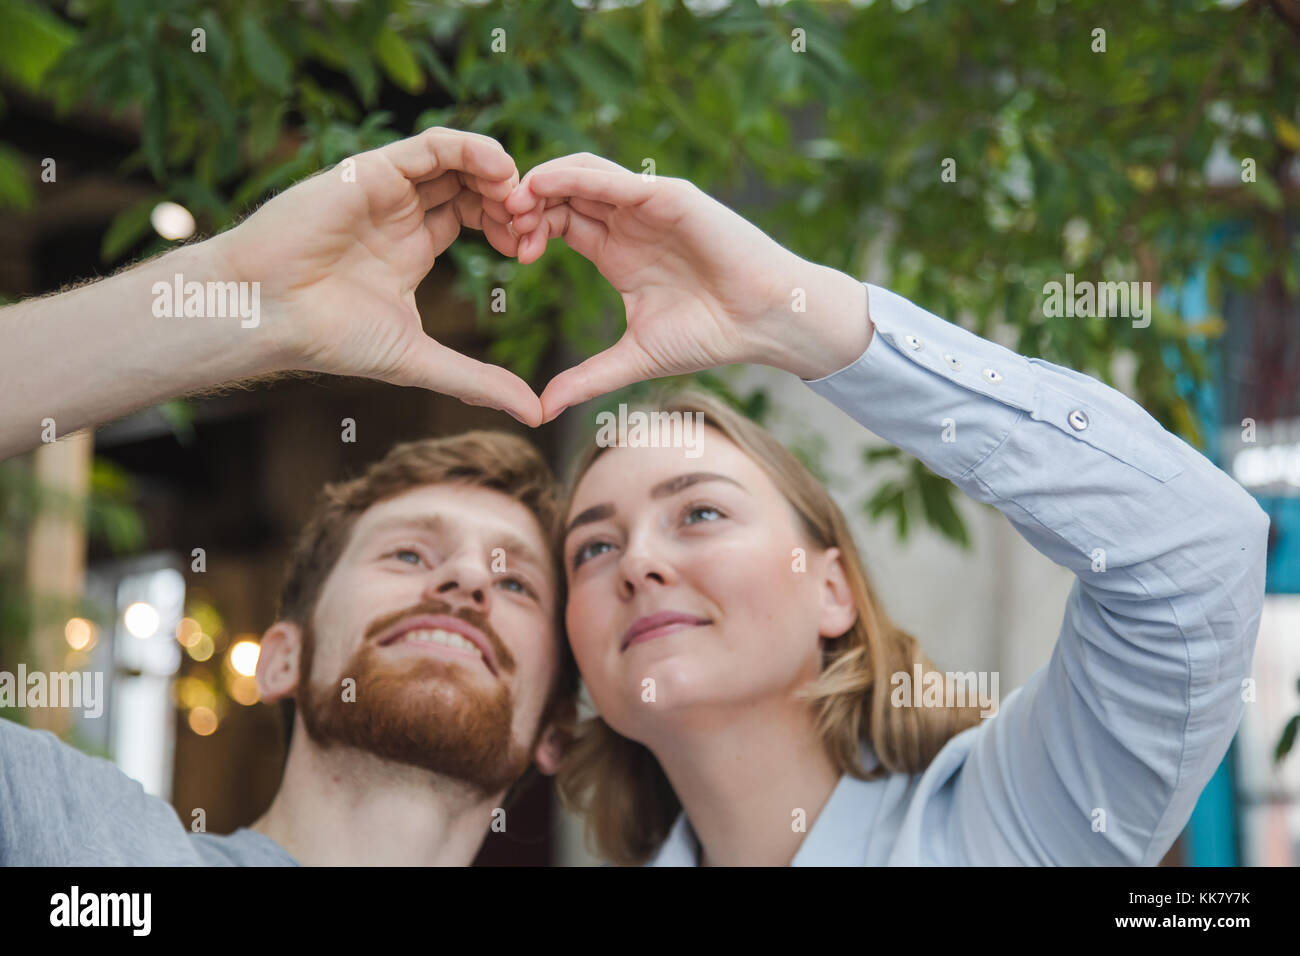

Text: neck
xmin=644 ymin=693 xmax=841 ymax=867
xmin=251 ymin=728 xmax=505 ymax=866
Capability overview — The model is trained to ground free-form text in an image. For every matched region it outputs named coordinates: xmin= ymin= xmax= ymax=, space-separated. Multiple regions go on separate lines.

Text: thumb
xmin=395 ymin=336 xmax=543 ymax=427
xmin=538 ymin=335 xmax=653 ymax=424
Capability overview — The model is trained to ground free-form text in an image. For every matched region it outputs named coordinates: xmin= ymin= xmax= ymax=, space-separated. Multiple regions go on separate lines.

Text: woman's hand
xmin=213 ymin=126 xmax=543 ymax=425
xmin=504 ymin=153 xmax=873 ymax=422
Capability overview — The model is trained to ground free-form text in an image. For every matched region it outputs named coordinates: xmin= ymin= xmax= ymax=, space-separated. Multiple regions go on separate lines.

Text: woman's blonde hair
xmin=555 ymin=386 xmax=985 ymax=865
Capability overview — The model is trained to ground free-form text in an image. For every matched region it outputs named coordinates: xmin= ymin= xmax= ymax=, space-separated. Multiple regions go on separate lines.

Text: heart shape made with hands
xmin=234 ymin=127 xmax=846 ymax=430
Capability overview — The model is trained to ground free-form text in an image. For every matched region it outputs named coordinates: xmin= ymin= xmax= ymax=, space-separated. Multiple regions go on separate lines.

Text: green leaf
xmin=412 ymin=40 xmax=460 ymax=97
xmin=374 ymin=28 xmax=424 ymax=93
xmin=863 ymin=445 xmax=903 ymax=465
xmin=917 ymin=471 xmax=971 ymax=549
xmin=247 ymin=100 xmax=287 ymax=161
xmin=1277 ymin=714 xmax=1299 ymax=763
xmin=239 ymin=18 xmax=292 ymax=96
xmin=100 ymin=196 xmax=159 ymax=263
xmin=0 ymin=144 xmax=35 ymax=210
xmin=0 ymin=0 xmax=77 ymax=91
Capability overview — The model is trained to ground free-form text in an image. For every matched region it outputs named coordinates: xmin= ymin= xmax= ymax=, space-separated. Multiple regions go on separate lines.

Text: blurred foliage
xmin=0 ymin=0 xmax=1294 ymax=550
xmin=0 ymin=455 xmax=143 ymax=726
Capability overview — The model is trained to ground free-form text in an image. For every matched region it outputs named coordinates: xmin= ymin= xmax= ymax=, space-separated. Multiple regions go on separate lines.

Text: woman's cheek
xmin=565 ymin=584 xmax=610 ymax=671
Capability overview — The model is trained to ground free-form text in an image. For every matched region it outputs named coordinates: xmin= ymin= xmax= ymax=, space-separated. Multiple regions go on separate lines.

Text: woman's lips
xmin=622 ymin=614 xmax=711 ymax=651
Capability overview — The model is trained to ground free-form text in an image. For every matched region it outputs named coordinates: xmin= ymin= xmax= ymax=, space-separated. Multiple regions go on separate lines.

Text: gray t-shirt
xmin=0 ymin=717 xmax=298 ymax=866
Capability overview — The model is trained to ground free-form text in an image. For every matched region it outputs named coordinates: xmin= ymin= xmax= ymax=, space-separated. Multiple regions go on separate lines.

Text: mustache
xmin=362 ymin=597 xmax=517 ymax=675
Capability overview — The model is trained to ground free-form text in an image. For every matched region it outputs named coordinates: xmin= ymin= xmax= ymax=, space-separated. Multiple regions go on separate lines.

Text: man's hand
xmin=214 ymin=126 xmax=542 ymax=425
xmin=503 ymin=153 xmax=873 ymax=422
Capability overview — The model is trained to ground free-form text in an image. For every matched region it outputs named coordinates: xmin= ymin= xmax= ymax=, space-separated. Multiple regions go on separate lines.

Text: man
xmin=0 ymin=127 xmax=577 ymax=865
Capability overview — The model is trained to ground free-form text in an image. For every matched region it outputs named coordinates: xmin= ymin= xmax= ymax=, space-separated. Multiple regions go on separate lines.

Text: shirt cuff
xmin=800 ymin=282 xmax=1034 ymax=481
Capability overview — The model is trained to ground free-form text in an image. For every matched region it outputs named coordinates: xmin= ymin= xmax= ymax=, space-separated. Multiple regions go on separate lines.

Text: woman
xmin=504 ymin=155 xmax=1270 ymax=866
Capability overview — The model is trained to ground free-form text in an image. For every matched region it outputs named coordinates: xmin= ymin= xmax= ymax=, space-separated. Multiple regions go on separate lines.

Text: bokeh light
xmin=175 ymin=617 xmax=202 ymax=648
xmin=123 ymin=602 xmax=160 ymax=638
xmin=228 ymin=675 xmax=260 ymax=706
xmin=65 ymin=617 xmax=96 ymax=650
xmin=229 ymin=638 xmax=260 ymax=677
xmin=188 ymin=706 xmax=218 ymax=736
xmin=150 ymin=201 xmax=196 ymax=240
xmin=187 ymin=632 xmax=214 ymax=662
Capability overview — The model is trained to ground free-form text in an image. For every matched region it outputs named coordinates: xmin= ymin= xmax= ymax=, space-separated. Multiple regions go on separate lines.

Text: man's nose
xmin=422 ymin=551 xmax=494 ymax=609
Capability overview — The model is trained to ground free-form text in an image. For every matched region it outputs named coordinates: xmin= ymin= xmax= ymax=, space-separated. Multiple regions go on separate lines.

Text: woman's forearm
xmin=0 ymin=234 xmax=288 ymax=461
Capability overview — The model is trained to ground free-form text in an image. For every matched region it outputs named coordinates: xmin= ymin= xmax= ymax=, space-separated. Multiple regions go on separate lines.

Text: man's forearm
xmin=0 ymin=234 xmax=289 ymax=461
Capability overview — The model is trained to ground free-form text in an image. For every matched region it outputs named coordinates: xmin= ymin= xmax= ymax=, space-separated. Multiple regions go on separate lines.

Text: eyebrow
xmin=363 ymin=513 xmax=551 ymax=583
xmin=563 ymin=472 xmax=747 ymax=541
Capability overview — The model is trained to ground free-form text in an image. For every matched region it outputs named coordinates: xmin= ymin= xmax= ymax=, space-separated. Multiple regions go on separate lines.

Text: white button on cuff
xmin=1068 ymin=409 xmax=1090 ymax=431
xmin=981 ymin=367 xmax=1002 ymax=384
xmin=905 ymin=335 xmax=923 ymax=350
xmin=944 ymin=353 xmax=962 ymax=370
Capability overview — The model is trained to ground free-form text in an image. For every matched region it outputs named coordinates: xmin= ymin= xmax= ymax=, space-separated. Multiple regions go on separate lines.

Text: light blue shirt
xmin=647 ymin=282 xmax=1270 ymax=866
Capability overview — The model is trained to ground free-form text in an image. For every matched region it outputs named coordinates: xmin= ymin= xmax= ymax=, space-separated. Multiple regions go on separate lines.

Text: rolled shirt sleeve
xmin=802 ymin=282 xmax=1270 ymax=865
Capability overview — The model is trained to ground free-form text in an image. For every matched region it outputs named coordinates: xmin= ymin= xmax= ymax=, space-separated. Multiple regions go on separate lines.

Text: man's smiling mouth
xmin=375 ymin=614 xmax=499 ymax=676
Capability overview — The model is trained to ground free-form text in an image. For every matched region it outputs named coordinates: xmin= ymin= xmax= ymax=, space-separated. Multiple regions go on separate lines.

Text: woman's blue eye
xmin=684 ymin=505 xmax=721 ymax=524
xmin=572 ymin=540 xmax=614 ymax=568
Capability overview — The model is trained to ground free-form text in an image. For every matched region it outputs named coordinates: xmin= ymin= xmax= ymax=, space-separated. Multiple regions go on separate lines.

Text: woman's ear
xmin=816 ymin=547 xmax=859 ymax=639
xmin=256 ymin=621 xmax=303 ymax=703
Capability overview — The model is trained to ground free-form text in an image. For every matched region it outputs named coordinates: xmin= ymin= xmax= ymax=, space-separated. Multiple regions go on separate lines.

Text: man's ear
xmin=257 ymin=620 xmax=303 ymax=703
xmin=816 ymin=547 xmax=859 ymax=640
xmin=531 ymin=695 xmax=578 ymax=776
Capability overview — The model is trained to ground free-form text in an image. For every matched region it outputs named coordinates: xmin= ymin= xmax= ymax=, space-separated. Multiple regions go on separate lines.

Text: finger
xmin=569 ymin=195 xmax=617 ymax=221
xmin=424 ymin=202 xmax=462 ymax=256
xmin=518 ymin=203 xmax=607 ymax=265
xmin=448 ymin=190 xmax=521 ymax=258
xmin=381 ymin=127 xmax=518 ymax=197
xmin=398 ymin=337 xmax=543 ymax=427
xmin=508 ymin=195 xmax=566 ymax=235
xmin=416 ymin=171 xmax=461 ymax=211
xmin=522 ymin=166 xmax=656 ymax=210
xmin=481 ymin=212 xmax=520 ymax=258
xmin=510 ymin=194 xmax=614 ymax=237
xmin=480 ymin=194 xmax=513 ymax=225
xmin=537 ymin=336 xmax=651 ymax=423
xmin=451 ymin=189 xmax=489 ymax=231
xmin=455 ymin=167 xmax=521 ymax=204
xmin=506 ymin=153 xmax=629 ymax=214
xmin=424 ymin=192 xmax=520 ymax=258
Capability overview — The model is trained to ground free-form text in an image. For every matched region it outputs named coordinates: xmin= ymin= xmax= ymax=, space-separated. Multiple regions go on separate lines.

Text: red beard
xmin=296 ymin=600 xmax=532 ymax=794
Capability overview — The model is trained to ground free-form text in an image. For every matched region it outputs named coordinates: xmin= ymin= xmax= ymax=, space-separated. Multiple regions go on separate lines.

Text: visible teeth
xmin=403 ymin=629 xmax=483 ymax=658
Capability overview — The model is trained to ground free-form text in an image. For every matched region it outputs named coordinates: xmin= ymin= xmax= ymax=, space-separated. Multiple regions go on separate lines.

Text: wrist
xmin=754 ymin=258 xmax=874 ymax=380
xmin=183 ymin=228 xmax=296 ymax=374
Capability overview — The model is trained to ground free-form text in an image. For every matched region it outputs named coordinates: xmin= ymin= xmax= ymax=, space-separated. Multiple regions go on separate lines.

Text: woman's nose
xmin=618 ymin=538 xmax=674 ymax=597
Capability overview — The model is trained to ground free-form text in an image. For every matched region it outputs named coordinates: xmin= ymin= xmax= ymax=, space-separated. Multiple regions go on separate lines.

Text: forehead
xmin=570 ymin=425 xmax=768 ymax=511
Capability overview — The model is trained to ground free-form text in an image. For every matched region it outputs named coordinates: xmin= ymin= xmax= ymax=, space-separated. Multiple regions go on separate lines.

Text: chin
xmin=629 ymin=657 xmax=720 ymax=711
